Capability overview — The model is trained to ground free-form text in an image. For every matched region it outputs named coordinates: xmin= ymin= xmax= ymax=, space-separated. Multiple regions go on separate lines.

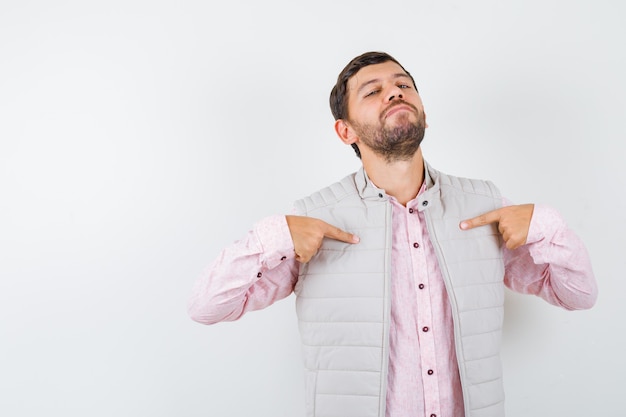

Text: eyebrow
xmin=355 ymin=73 xmax=412 ymax=96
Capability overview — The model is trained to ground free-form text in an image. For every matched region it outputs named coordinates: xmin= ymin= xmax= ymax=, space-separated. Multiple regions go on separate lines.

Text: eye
xmin=398 ymin=84 xmax=411 ymax=89
xmin=364 ymin=89 xmax=379 ymax=98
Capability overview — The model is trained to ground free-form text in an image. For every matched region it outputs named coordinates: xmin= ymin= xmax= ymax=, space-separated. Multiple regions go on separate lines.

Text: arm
xmin=461 ymin=203 xmax=597 ymax=310
xmin=502 ymin=204 xmax=598 ymax=310
xmin=187 ymin=215 xmax=299 ymax=325
xmin=187 ymin=214 xmax=360 ymax=325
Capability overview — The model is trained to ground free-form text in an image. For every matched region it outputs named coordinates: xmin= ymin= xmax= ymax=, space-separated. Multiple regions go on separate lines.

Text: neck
xmin=361 ymin=148 xmax=425 ymax=206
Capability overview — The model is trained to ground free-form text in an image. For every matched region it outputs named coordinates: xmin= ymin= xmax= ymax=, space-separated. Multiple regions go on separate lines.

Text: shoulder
xmin=293 ymin=171 xmax=361 ymax=215
xmin=426 ymin=162 xmax=501 ymax=199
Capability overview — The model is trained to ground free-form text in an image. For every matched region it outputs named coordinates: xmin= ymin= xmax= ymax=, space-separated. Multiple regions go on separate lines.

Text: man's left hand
xmin=460 ymin=204 xmax=535 ymax=249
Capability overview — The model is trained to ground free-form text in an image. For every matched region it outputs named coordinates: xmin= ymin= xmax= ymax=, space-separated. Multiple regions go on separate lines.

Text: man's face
xmin=345 ymin=61 xmax=426 ymax=161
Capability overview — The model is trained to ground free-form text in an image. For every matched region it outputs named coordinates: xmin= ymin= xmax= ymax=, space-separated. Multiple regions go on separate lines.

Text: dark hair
xmin=329 ymin=51 xmax=417 ymax=158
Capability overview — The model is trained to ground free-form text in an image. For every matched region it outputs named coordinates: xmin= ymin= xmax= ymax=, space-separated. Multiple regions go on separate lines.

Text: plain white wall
xmin=1 ymin=0 xmax=623 ymax=416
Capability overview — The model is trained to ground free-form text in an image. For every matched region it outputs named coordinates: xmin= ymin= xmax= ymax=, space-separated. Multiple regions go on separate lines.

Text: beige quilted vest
xmin=293 ymin=162 xmax=505 ymax=417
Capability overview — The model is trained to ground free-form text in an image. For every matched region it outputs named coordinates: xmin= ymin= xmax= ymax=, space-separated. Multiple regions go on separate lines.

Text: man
xmin=188 ymin=51 xmax=597 ymax=417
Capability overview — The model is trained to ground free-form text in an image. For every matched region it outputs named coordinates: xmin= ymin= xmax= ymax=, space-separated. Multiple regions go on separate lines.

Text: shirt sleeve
xmin=503 ymin=203 xmax=598 ymax=310
xmin=187 ymin=214 xmax=299 ymax=324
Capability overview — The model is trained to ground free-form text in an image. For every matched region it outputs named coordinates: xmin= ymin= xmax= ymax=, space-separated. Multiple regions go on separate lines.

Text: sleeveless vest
xmin=293 ymin=162 xmax=505 ymax=417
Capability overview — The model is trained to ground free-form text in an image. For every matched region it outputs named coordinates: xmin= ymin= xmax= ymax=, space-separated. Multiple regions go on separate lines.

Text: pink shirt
xmin=188 ymin=193 xmax=597 ymax=417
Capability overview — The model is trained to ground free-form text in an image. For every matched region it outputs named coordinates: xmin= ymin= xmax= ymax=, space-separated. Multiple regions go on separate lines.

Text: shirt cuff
xmin=254 ymin=215 xmax=296 ymax=269
xmin=526 ymin=204 xmax=567 ymax=244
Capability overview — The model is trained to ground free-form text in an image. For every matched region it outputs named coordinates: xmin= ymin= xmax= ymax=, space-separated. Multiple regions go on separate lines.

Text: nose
xmin=387 ymin=86 xmax=404 ymax=102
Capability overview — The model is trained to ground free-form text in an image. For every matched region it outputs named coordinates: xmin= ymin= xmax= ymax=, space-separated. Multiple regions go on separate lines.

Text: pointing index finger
xmin=322 ymin=222 xmax=360 ymax=244
xmin=460 ymin=208 xmax=502 ymax=230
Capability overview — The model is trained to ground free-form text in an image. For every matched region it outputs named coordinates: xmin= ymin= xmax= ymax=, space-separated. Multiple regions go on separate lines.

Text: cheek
xmin=349 ymin=100 xmax=385 ymax=125
xmin=360 ymin=106 xmax=384 ymax=123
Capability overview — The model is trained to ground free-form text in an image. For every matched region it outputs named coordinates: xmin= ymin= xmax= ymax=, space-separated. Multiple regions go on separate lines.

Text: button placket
xmin=407 ymin=203 xmax=439 ymax=413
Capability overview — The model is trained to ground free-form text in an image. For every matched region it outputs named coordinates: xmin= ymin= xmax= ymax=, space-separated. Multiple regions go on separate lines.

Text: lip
xmin=384 ymin=104 xmax=413 ymax=119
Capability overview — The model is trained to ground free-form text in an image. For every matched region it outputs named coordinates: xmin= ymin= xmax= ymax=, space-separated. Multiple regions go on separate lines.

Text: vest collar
xmin=419 ymin=161 xmax=441 ymax=211
xmin=354 ymin=166 xmax=386 ymax=201
xmin=354 ymin=159 xmax=441 ymax=205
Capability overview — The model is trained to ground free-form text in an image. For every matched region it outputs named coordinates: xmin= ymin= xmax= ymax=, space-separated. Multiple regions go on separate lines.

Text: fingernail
xmin=460 ymin=222 xmax=468 ymax=230
xmin=353 ymin=235 xmax=360 ymax=243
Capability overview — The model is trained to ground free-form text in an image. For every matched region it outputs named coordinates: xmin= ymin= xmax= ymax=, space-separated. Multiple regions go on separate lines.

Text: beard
xmin=350 ymin=107 xmax=426 ymax=163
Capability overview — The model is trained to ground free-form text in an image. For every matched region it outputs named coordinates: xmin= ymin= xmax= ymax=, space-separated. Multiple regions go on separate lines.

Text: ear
xmin=334 ymin=119 xmax=357 ymax=145
xmin=424 ymin=112 xmax=429 ymax=129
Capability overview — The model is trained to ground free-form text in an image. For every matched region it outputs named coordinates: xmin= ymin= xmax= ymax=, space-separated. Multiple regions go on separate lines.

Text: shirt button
xmin=408 ymin=208 xmax=414 ymax=213
xmin=378 ymin=193 xmax=383 ymax=198
xmin=257 ymin=272 xmax=262 ymax=278
xmin=422 ymin=200 xmax=429 ymax=207
xmin=280 ymin=256 xmax=286 ymax=261
xmin=423 ymin=326 xmax=429 ymax=332
xmin=431 ymin=414 xmax=437 ymax=417
xmin=418 ymin=283 xmax=425 ymax=290
xmin=427 ymin=369 xmax=434 ymax=375
xmin=413 ymin=242 xmax=420 ymax=248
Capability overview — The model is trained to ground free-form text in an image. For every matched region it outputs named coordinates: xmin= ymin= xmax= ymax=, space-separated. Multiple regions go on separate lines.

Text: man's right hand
xmin=285 ymin=215 xmax=360 ymax=263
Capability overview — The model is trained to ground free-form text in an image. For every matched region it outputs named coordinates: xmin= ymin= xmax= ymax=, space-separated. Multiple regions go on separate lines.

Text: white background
xmin=1 ymin=0 xmax=624 ymax=416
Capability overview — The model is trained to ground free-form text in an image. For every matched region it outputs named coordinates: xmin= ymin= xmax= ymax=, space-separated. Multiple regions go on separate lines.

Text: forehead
xmin=347 ymin=61 xmax=409 ymax=94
